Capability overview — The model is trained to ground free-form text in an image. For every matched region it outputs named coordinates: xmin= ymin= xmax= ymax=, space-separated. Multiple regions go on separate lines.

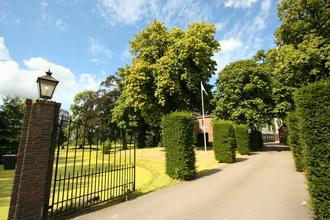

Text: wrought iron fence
xmin=48 ymin=116 xmax=136 ymax=218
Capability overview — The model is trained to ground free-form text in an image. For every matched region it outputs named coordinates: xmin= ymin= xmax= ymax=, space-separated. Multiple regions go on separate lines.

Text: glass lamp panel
xmin=40 ymin=79 xmax=56 ymax=98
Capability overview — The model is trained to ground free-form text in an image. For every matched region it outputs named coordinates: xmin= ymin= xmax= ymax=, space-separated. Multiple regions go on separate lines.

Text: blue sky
xmin=0 ymin=0 xmax=280 ymax=110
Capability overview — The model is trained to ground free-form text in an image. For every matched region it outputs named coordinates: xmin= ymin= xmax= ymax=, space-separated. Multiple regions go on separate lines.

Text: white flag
xmin=201 ymin=81 xmax=208 ymax=96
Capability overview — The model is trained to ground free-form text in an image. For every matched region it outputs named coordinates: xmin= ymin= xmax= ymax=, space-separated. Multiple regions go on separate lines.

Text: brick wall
xmin=194 ymin=115 xmax=213 ymax=143
xmin=8 ymin=99 xmax=60 ymax=220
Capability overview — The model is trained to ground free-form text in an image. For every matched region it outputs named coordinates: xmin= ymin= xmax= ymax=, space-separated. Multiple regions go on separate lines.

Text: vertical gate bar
xmin=94 ymin=128 xmax=99 ymax=196
xmin=115 ymin=132 xmax=118 ymax=198
xmin=71 ymin=121 xmax=79 ymax=208
xmin=123 ymin=130 xmax=127 ymax=194
xmin=101 ymin=140 xmax=105 ymax=200
xmin=110 ymin=135 xmax=114 ymax=199
xmin=74 ymin=170 xmax=79 ymax=209
xmin=87 ymin=126 xmax=93 ymax=199
xmin=129 ymin=134 xmax=132 ymax=191
xmin=83 ymin=170 xmax=87 ymax=207
xmin=65 ymin=172 xmax=71 ymax=212
xmin=97 ymin=167 xmax=101 ymax=200
xmin=131 ymin=134 xmax=133 ymax=190
xmin=133 ymin=135 xmax=136 ymax=191
xmin=50 ymin=115 xmax=63 ymax=217
xmin=90 ymin=168 xmax=94 ymax=202
xmin=120 ymin=133 xmax=123 ymax=196
xmin=56 ymin=174 xmax=62 ymax=216
xmin=107 ymin=135 xmax=111 ymax=200
xmin=78 ymin=125 xmax=86 ymax=208
xmin=61 ymin=119 xmax=72 ymax=209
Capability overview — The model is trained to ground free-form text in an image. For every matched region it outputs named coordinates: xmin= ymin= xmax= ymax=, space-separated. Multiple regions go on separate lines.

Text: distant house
xmin=194 ymin=115 xmax=213 ymax=146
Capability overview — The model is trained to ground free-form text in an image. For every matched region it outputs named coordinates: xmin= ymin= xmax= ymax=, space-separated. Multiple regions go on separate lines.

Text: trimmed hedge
xmin=213 ymin=120 xmax=236 ymax=163
xmin=235 ymin=124 xmax=251 ymax=155
xmin=286 ymin=111 xmax=304 ymax=172
xmin=161 ymin=111 xmax=196 ymax=180
xmin=295 ymin=79 xmax=330 ymax=219
xmin=249 ymin=128 xmax=263 ymax=151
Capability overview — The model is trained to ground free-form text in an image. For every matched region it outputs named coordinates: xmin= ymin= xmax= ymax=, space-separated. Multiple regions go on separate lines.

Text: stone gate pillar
xmin=8 ymin=99 xmax=61 ymax=220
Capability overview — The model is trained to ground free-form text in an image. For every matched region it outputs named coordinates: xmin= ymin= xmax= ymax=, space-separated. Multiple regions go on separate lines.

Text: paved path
xmin=74 ymin=144 xmax=313 ymax=220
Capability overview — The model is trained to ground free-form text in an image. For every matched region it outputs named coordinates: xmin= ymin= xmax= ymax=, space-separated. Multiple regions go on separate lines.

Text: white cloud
xmin=159 ymin=0 xmax=212 ymax=26
xmin=55 ymin=18 xmax=68 ymax=31
xmin=224 ymin=0 xmax=258 ymax=8
xmin=210 ymin=1 xmax=273 ymax=75
xmin=40 ymin=1 xmax=68 ymax=31
xmin=0 ymin=38 xmax=100 ymax=110
xmin=98 ymin=0 xmax=152 ymax=25
xmin=252 ymin=0 xmax=272 ymax=31
xmin=88 ymin=37 xmax=112 ymax=62
xmin=220 ymin=38 xmax=243 ymax=53
xmin=97 ymin=0 xmax=212 ymax=26
xmin=79 ymin=73 xmax=100 ymax=91
xmin=0 ymin=37 xmax=11 ymax=60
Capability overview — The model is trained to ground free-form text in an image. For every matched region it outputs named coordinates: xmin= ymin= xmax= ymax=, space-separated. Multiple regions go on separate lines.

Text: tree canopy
xmin=114 ymin=21 xmax=219 ymax=123
xmin=271 ymin=0 xmax=330 ymax=118
xmin=0 ymin=96 xmax=24 ymax=156
xmin=213 ymin=59 xmax=274 ymax=127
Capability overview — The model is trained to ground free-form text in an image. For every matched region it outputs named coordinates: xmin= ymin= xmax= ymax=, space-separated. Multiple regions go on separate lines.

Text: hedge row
xmin=161 ymin=111 xmax=196 ymax=180
xmin=249 ymin=128 xmax=263 ymax=151
xmin=235 ymin=124 xmax=251 ymax=155
xmin=286 ymin=111 xmax=304 ymax=172
xmin=213 ymin=120 xmax=236 ymax=163
xmin=294 ymin=79 xmax=330 ymax=218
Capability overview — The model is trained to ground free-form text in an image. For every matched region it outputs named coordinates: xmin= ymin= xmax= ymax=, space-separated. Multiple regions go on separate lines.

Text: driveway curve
xmin=74 ymin=144 xmax=313 ymax=220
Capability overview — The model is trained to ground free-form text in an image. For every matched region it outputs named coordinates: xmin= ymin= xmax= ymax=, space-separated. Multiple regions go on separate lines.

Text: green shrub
xmin=249 ymin=128 xmax=263 ymax=151
xmin=295 ymin=79 xmax=330 ymax=219
xmin=161 ymin=111 xmax=196 ymax=180
xmin=102 ymin=140 xmax=112 ymax=154
xmin=286 ymin=111 xmax=304 ymax=172
xmin=213 ymin=120 xmax=236 ymax=163
xmin=235 ymin=124 xmax=251 ymax=155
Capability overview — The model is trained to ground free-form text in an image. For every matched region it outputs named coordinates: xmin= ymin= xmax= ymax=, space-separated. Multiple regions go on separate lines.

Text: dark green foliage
xmin=295 ymin=79 xmax=330 ymax=219
xmin=0 ymin=96 xmax=24 ymax=157
xmin=213 ymin=120 xmax=236 ymax=163
xmin=249 ymin=128 xmax=263 ymax=151
xmin=213 ymin=59 xmax=274 ymax=127
xmin=287 ymin=111 xmax=304 ymax=172
xmin=235 ymin=124 xmax=251 ymax=155
xmin=161 ymin=111 xmax=196 ymax=180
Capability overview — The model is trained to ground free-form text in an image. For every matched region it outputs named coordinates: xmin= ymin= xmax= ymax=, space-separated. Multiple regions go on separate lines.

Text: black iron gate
xmin=48 ymin=116 xmax=136 ymax=218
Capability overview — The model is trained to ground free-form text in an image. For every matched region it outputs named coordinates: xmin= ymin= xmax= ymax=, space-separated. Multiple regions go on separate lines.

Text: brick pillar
xmin=8 ymin=99 xmax=61 ymax=220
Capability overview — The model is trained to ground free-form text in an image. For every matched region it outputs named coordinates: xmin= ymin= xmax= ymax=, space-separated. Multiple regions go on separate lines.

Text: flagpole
xmin=201 ymin=82 xmax=207 ymax=153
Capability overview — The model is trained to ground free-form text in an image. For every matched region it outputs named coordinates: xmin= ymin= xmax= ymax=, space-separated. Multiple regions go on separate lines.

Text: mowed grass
xmin=0 ymin=146 xmax=225 ymax=220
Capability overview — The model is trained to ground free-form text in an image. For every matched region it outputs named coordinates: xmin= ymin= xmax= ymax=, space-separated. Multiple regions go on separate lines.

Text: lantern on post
xmin=36 ymin=69 xmax=59 ymax=99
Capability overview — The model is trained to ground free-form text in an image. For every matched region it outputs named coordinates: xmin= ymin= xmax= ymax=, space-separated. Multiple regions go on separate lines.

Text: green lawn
xmin=0 ymin=146 xmax=230 ymax=220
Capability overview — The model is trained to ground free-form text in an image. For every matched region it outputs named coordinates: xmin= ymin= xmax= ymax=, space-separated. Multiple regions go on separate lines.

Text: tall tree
xmin=275 ymin=0 xmax=329 ymax=46
xmin=0 ymin=96 xmax=24 ymax=155
xmin=70 ymin=90 xmax=97 ymax=125
xmin=114 ymin=21 xmax=219 ymax=124
xmin=272 ymin=0 xmax=330 ymax=118
xmin=213 ymin=60 xmax=274 ymax=127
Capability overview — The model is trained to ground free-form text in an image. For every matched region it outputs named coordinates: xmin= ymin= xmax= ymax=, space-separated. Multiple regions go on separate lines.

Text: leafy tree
xmin=0 ymin=96 xmax=24 ymax=156
xmin=213 ymin=60 xmax=274 ymax=127
xmin=71 ymin=90 xmax=97 ymax=125
xmin=114 ymin=21 xmax=219 ymax=125
xmin=272 ymin=0 xmax=330 ymax=118
xmin=275 ymin=0 xmax=329 ymax=46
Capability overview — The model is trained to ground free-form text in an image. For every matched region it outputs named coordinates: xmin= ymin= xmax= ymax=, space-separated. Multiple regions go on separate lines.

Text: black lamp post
xmin=36 ymin=69 xmax=59 ymax=99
